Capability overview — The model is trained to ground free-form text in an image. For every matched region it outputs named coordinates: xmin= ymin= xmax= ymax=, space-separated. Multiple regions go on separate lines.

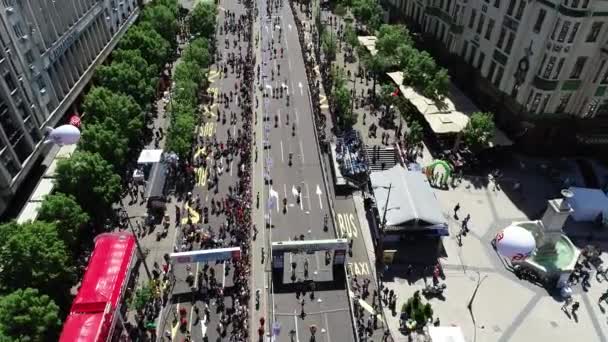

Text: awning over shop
xmin=370 ymin=165 xmax=447 ymax=234
xmin=357 ymin=36 xmax=378 ymax=56
xmin=386 ymin=71 xmax=512 ymax=147
xmin=137 ymin=149 xmax=164 ymax=164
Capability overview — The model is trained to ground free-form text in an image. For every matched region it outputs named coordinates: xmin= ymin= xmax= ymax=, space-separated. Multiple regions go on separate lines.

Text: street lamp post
xmin=120 ymin=200 xmax=153 ymax=280
xmin=374 ymin=183 xmax=392 ymax=288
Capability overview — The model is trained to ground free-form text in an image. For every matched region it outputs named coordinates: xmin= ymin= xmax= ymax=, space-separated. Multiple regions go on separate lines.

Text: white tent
xmin=567 ymin=187 xmax=608 ymax=222
xmin=428 ymin=326 xmax=466 ymax=342
xmin=137 ymin=149 xmax=164 ymax=164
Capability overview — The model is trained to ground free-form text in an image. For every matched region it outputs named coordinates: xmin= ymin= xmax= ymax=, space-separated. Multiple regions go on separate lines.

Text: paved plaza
xmin=380 ymin=149 xmax=608 ymax=342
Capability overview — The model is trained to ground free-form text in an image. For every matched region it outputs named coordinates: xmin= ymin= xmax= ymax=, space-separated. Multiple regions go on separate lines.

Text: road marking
xmin=288 ymin=59 xmax=292 ymax=71
xmin=280 ymin=140 xmax=284 ymax=163
xmin=195 ymin=167 xmax=208 ymax=187
xmin=316 ymin=184 xmax=323 ymax=210
xmin=290 ymin=80 xmax=295 ymax=96
xmin=336 ymin=213 xmax=359 ymax=239
xmin=193 ymin=146 xmax=206 ymax=160
xmin=305 ymin=182 xmax=311 ymax=213
xmin=288 ymin=23 xmax=292 ymax=31
xmin=298 ymin=82 xmax=303 ymax=96
xmin=277 ymin=108 xmax=281 ymax=126
xmin=230 ymin=160 xmax=234 ymax=176
xmin=294 ymin=310 xmax=300 ymax=342
xmin=299 ymin=140 xmax=305 ymax=164
xmin=347 ymin=262 xmax=370 ymax=276
xmin=222 ymin=262 xmax=226 ymax=288
xmin=348 ymin=291 xmax=377 ymax=316
xmin=319 ymin=94 xmax=328 ymax=109
xmin=295 ymin=108 xmax=299 ymax=125
xmin=182 ymin=203 xmax=200 ymax=225
xmin=171 ymin=304 xmax=180 ymax=340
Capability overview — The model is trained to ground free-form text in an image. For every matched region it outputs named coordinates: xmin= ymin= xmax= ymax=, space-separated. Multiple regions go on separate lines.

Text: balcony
xmin=532 ymin=75 xmax=559 ymax=91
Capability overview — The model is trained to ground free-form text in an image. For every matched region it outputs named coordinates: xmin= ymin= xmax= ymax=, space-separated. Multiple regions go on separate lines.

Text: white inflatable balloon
xmin=495 ymin=225 xmax=536 ymax=261
xmin=45 ymin=125 xmax=81 ymax=145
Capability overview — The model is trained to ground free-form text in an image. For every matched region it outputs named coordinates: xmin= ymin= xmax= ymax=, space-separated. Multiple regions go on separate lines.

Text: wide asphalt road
xmin=163 ymin=0 xmax=252 ymax=341
xmin=252 ymin=0 xmax=356 ymax=340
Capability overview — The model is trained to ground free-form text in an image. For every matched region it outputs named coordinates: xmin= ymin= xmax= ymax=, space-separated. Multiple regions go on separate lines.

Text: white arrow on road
xmin=298 ymin=82 xmax=303 ymax=96
xmin=292 ymin=185 xmax=299 ymax=197
xmin=265 ymin=25 xmax=269 ymax=33
xmin=288 ymin=24 xmax=292 ymax=31
xmin=269 ymin=187 xmax=279 ymax=211
xmin=316 ymin=185 xmax=323 ymax=210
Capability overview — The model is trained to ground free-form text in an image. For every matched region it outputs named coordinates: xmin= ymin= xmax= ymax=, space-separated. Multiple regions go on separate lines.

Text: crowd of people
xmin=156 ymin=0 xmax=257 ymax=340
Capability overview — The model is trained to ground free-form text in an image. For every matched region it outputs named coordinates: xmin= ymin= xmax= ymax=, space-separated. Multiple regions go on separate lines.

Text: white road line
xmin=233 ymin=125 xmax=236 ymax=136
xmin=283 ymin=183 xmax=287 ymax=201
xmin=230 ymin=160 xmax=234 ymax=176
xmin=288 ymin=59 xmax=292 ymax=71
xmin=280 ymin=140 xmax=284 ymax=163
xmin=299 ymin=139 xmax=305 ymax=164
xmin=324 ymin=311 xmax=332 ymax=342
xmin=278 ymin=108 xmax=281 ymax=126
xmin=290 ymin=80 xmax=295 ymax=96
xmin=305 ymin=182 xmax=311 ymax=212
xmin=294 ymin=311 xmax=300 ymax=342
xmin=222 ymin=262 xmax=226 ymax=288
xmin=295 ymin=108 xmax=299 ymax=125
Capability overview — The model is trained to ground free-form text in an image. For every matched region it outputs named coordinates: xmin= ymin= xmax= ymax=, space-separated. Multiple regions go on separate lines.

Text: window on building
xmin=557 ymin=21 xmax=571 ymax=42
xmin=0 ymin=112 xmax=20 ymax=144
xmin=3 ymin=74 xmax=16 ymax=92
xmin=0 ymin=149 xmax=19 ymax=178
xmin=602 ymin=67 xmax=608 ymax=84
xmin=12 ymin=24 xmax=24 ymax=39
xmin=584 ymin=98 xmax=600 ymax=117
xmin=36 ymin=76 xmax=45 ymax=92
xmin=515 ymin=0 xmax=526 ymax=20
xmin=551 ymin=18 xmax=561 ymax=40
xmin=2 ymin=0 xmax=15 ymax=7
xmin=571 ymin=0 xmax=580 ymax=7
xmin=533 ymin=9 xmax=546 ymax=33
xmin=595 ymin=99 xmax=608 ymax=117
xmin=497 ymin=27 xmax=507 ymax=49
xmin=505 ymin=31 xmax=515 ymax=54
xmin=529 ymin=92 xmax=542 ymax=113
xmin=485 ymin=18 xmax=495 ymax=39
xmin=582 ymin=0 xmax=590 ymax=8
xmin=469 ymin=45 xmax=478 ymax=64
xmin=488 ymin=60 xmax=497 ymax=80
xmin=477 ymin=15 xmax=485 ymax=34
xmin=569 ymin=56 xmax=588 ymax=79
xmin=507 ymin=0 xmax=516 ymax=15
xmin=469 ymin=9 xmax=477 ymax=29
xmin=24 ymin=50 xmax=34 ymax=65
xmin=555 ymin=93 xmax=571 ymax=113
xmin=568 ymin=22 xmax=580 ymax=43
xmin=16 ymin=103 xmax=27 ymax=119
xmin=462 ymin=41 xmax=469 ymax=58
xmin=494 ymin=0 xmax=500 ymax=8
xmin=23 ymin=117 xmax=40 ymax=143
xmin=543 ymin=56 xmax=557 ymax=79
xmin=539 ymin=94 xmax=551 ymax=114
xmin=537 ymin=54 xmax=548 ymax=75
xmin=446 ymin=0 xmax=452 ymax=12
xmin=477 ymin=52 xmax=486 ymax=69
xmin=592 ymin=60 xmax=607 ymax=83
xmin=494 ymin=66 xmax=504 ymax=87
xmin=553 ymin=58 xmax=565 ymax=79
xmin=586 ymin=22 xmax=603 ymax=42
xmin=12 ymin=134 xmax=31 ymax=163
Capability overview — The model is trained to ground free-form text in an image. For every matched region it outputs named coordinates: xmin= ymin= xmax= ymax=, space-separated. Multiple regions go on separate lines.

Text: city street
xmin=161 ymin=0 xmax=255 ymax=340
xmin=252 ymin=0 xmax=356 ymax=339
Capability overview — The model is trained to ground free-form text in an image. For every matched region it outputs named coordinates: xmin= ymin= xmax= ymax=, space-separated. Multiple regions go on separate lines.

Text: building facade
xmin=385 ymin=0 xmax=608 ymax=152
xmin=0 ymin=0 xmax=138 ymax=214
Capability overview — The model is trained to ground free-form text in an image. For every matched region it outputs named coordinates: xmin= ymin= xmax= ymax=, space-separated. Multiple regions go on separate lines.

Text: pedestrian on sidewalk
xmin=561 ymin=297 xmax=573 ymax=311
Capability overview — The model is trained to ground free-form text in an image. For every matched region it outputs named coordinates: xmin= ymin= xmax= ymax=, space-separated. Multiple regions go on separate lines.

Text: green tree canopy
xmin=376 ymin=25 xmax=412 ymax=67
xmin=344 ymin=23 xmax=359 ymax=50
xmin=463 ymin=111 xmax=495 ymax=149
xmin=96 ymin=61 xmax=156 ymax=107
xmin=190 ymin=2 xmax=217 ymax=38
xmin=333 ymin=85 xmax=356 ymax=129
xmin=119 ymin=22 xmax=171 ymax=69
xmin=363 ymin=53 xmax=389 ymax=94
xmin=174 ymin=61 xmax=203 ymax=89
xmin=38 ymin=192 xmax=89 ymax=250
xmin=55 ymin=151 xmax=122 ymax=221
xmin=173 ymin=79 xmax=199 ymax=109
xmin=0 ymin=288 xmax=61 ymax=342
xmin=141 ymin=4 xmax=178 ymax=45
xmin=166 ymin=107 xmax=196 ymax=158
xmin=0 ymin=222 xmax=72 ymax=294
xmin=79 ymin=121 xmax=129 ymax=170
xmin=322 ymin=31 xmax=338 ymax=63
xmin=83 ymin=87 xmax=144 ymax=145
xmin=406 ymin=120 xmax=424 ymax=150
xmin=351 ymin=0 xmax=383 ymax=30
xmin=111 ymin=48 xmax=157 ymax=80
xmin=182 ymin=37 xmax=211 ymax=68
xmin=401 ymin=50 xmax=449 ymax=100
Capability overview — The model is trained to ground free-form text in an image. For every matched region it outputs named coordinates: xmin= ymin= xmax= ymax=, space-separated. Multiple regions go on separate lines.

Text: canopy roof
xmin=60 ymin=232 xmax=136 ymax=342
xmin=137 ymin=149 xmax=164 ymax=164
xmin=370 ymin=165 xmax=447 ymax=232
xmin=387 ymin=71 xmax=512 ymax=146
xmin=357 ymin=36 xmax=378 ymax=56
